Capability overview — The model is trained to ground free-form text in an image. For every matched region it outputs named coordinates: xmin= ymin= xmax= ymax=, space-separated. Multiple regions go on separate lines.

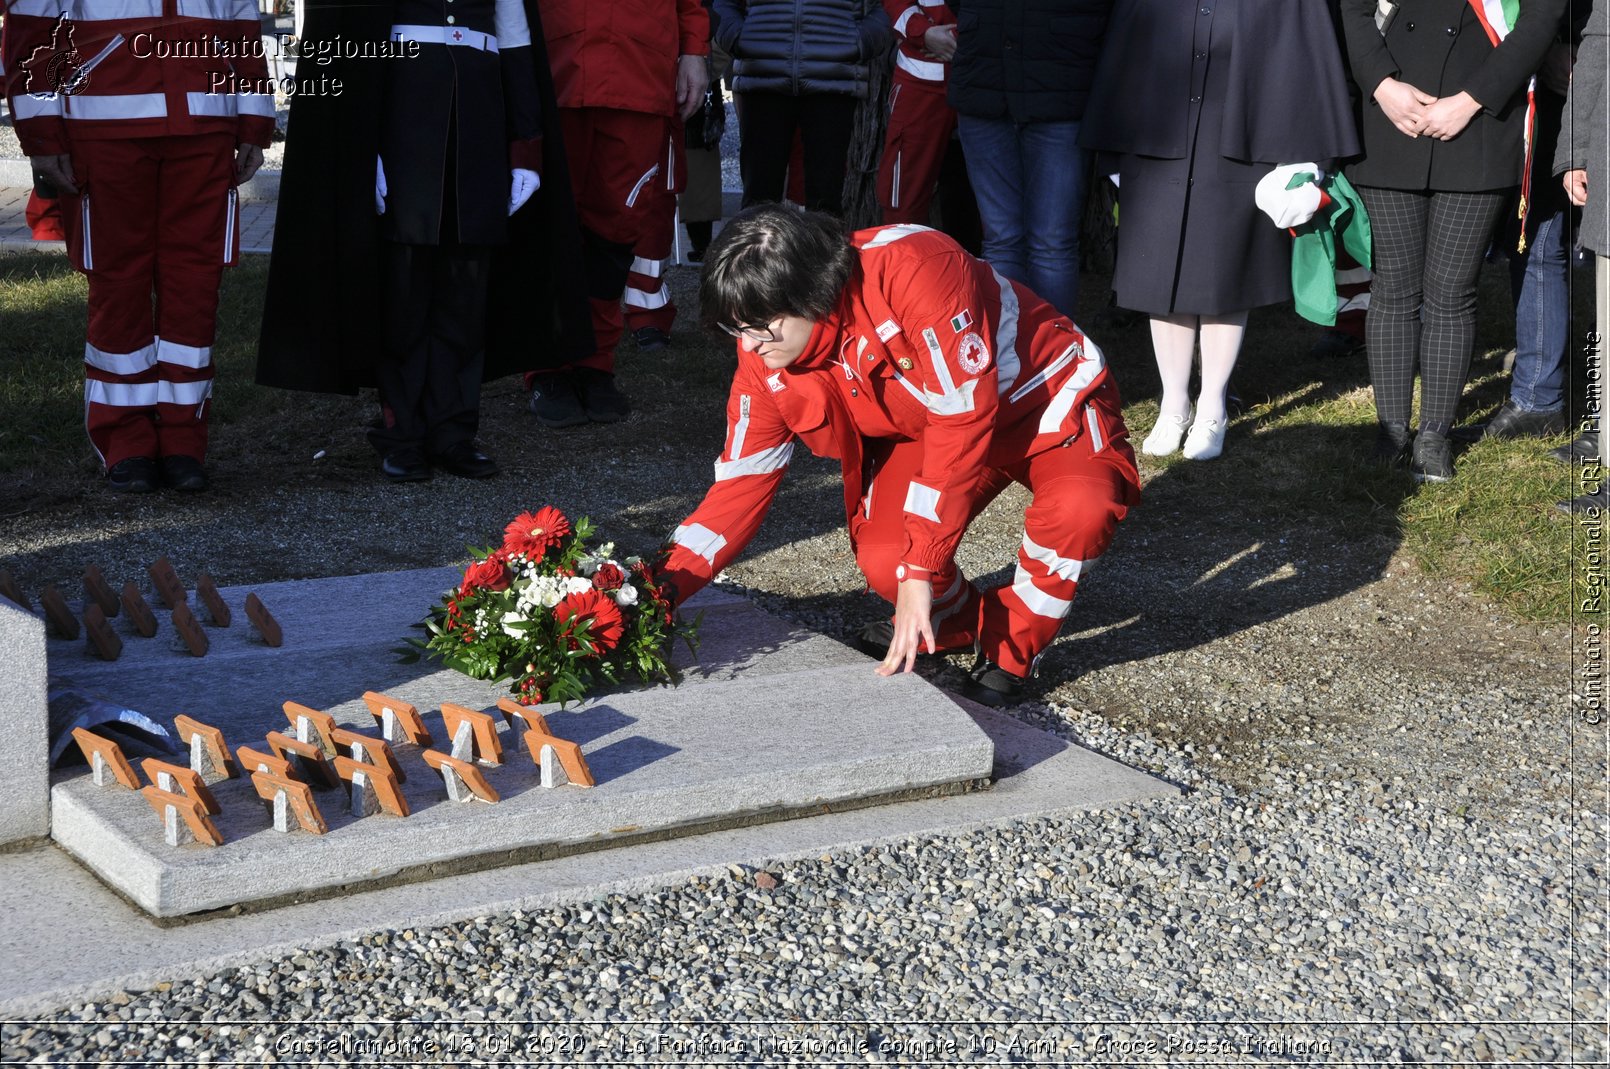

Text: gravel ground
xmin=1 ymin=212 xmax=1604 ymax=1063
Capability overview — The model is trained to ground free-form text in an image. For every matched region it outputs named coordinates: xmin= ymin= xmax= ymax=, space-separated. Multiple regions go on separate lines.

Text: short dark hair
xmin=698 ymin=205 xmax=855 ymax=331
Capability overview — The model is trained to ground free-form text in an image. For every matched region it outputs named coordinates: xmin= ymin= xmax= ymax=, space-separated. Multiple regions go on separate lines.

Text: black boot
xmin=685 ymin=220 xmax=713 ymax=262
xmin=1375 ymin=422 xmax=1411 ymax=466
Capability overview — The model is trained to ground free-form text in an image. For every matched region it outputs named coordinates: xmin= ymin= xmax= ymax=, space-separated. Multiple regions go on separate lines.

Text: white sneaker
xmin=1141 ymin=406 xmax=1194 ymax=456
xmin=1182 ymin=417 xmax=1228 ymax=460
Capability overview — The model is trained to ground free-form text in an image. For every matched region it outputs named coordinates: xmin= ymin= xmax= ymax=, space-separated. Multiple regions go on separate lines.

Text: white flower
xmin=613 ymin=584 xmax=639 ymax=607
xmin=500 ymin=611 xmax=529 ymax=638
xmin=577 ymin=556 xmax=601 ymax=577
xmin=625 ymin=555 xmax=643 ymax=567
xmin=597 ymin=542 xmax=615 ymax=559
xmin=565 ymin=576 xmax=593 ymax=596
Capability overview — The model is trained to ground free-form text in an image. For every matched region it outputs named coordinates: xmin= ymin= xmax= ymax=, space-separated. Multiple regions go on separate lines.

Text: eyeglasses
xmin=718 ymin=319 xmax=781 ymax=344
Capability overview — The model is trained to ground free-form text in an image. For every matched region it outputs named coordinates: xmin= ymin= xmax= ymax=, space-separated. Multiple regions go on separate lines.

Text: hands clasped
xmin=1375 ymin=78 xmax=1482 ymax=142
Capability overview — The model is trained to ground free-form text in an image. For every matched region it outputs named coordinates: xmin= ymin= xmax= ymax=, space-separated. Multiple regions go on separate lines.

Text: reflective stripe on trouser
xmin=623 ymin=146 xmax=679 ymax=335
xmin=849 ymin=402 xmax=1138 ymax=677
xmin=67 ymin=134 xmax=234 ymax=468
xmin=876 ymin=73 xmax=957 ymax=227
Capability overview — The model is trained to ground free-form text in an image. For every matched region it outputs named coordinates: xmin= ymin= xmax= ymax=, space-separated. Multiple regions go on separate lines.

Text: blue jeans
xmin=957 ymin=115 xmax=1089 ymax=318
xmin=1507 ymin=208 xmax=1569 ymax=413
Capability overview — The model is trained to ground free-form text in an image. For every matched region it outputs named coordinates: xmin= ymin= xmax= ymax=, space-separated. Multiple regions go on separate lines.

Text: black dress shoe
xmin=1374 ymin=422 xmax=1411 ymax=466
xmin=528 ymin=372 xmax=588 ymax=428
xmin=433 ymin=441 xmax=500 ymax=479
xmin=160 ymin=454 xmax=208 ymax=492
xmin=633 ymin=326 xmax=670 ymax=352
xmin=380 ymin=447 xmax=431 ymax=483
xmin=1550 ymin=431 xmax=1600 ymax=464
xmin=959 ymin=655 xmax=1026 ymax=707
xmin=1411 ymin=430 xmax=1454 ymax=483
xmin=106 ymin=456 xmax=158 ymax=494
xmin=574 ymin=367 xmax=632 ymax=422
xmin=1480 ymin=400 xmax=1566 ymax=440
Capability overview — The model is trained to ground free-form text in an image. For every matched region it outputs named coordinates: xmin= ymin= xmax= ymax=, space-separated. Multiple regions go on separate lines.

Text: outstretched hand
xmin=877 ymin=577 xmax=936 ymax=677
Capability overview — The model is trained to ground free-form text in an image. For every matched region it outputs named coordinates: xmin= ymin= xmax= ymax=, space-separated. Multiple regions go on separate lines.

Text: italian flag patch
xmin=950 ymin=309 xmax=972 ymax=333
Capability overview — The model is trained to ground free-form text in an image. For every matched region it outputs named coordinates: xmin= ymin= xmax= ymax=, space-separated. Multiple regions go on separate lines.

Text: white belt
xmin=390 ymin=24 xmax=499 ymax=52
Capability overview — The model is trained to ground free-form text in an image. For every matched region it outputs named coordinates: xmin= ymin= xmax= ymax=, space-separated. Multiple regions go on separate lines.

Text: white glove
xmin=1255 ymin=163 xmax=1324 ymax=229
xmin=508 ymin=168 xmax=540 ymax=215
xmin=375 ymin=155 xmax=388 ymax=215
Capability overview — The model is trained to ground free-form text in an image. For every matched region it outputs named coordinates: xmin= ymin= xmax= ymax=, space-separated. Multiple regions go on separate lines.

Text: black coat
xmin=1338 ymin=0 xmax=1569 ymax=191
xmin=947 ymin=0 xmax=1114 ymax=123
xmin=712 ymin=0 xmax=892 ymax=98
xmin=1080 ymin=0 xmax=1358 ymax=165
xmin=256 ymin=0 xmax=593 ymax=395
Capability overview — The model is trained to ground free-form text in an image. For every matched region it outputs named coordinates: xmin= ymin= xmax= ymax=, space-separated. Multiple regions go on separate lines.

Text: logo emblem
xmin=896 ymin=357 xmax=914 ymax=371
xmin=956 ymin=332 xmax=990 ymax=375
xmin=950 ymin=309 xmax=973 ymax=333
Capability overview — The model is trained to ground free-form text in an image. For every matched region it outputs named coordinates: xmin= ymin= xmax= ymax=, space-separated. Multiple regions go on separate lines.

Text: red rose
xmin=460 ymin=554 xmax=512 ymax=596
xmin=553 ymin=589 xmax=625 ymax=652
xmin=591 ymin=562 xmax=626 ymax=592
xmin=504 ymin=507 xmax=571 ymax=560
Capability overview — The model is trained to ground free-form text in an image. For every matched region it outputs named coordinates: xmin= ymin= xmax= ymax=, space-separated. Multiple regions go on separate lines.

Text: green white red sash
xmin=1468 ymin=0 xmax=1537 ymax=250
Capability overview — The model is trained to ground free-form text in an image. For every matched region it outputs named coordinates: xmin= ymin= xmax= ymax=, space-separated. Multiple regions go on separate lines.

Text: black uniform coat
xmin=256 ymin=0 xmax=593 ymax=395
xmin=1337 ymin=0 xmax=1569 ymax=191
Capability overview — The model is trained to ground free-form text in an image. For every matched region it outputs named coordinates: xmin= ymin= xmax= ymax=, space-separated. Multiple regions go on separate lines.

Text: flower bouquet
xmin=400 ymin=507 xmax=696 ymax=706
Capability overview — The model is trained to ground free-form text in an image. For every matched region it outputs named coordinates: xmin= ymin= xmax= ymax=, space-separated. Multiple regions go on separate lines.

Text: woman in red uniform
xmin=661 ymin=206 xmax=1141 ymax=704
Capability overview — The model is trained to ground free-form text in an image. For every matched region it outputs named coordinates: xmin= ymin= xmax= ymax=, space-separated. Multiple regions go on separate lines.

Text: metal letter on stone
xmin=121 ymin=583 xmax=158 ymax=638
xmin=175 ymin=715 xmax=239 ymax=781
xmin=496 ymin=696 xmax=552 ymax=755
xmin=83 ymin=565 xmax=119 ymax=617
xmin=245 ymin=593 xmax=283 ymax=647
xmin=147 ymin=557 xmax=187 ymax=611
xmin=71 ymin=728 xmax=141 ymax=789
xmin=83 ymin=603 xmax=123 ymax=662
xmin=421 ymin=749 xmax=500 ymax=804
xmin=39 ymin=584 xmax=79 ymax=640
xmin=195 ymin=573 xmax=231 ymax=626
xmin=171 ymin=602 xmax=210 ymax=657
xmin=362 ymin=691 xmax=432 ymax=747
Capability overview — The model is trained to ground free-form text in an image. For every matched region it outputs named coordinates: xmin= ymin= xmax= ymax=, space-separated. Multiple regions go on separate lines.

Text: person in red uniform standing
xmin=2 ymin=0 xmax=273 ymax=492
xmin=663 ymin=206 xmax=1140 ymax=705
xmin=877 ymin=0 xmax=958 ymax=226
xmin=528 ymin=0 xmax=709 ymax=428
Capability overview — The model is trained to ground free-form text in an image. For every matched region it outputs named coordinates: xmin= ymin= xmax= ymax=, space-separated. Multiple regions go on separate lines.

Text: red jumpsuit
xmin=877 ymin=0 xmax=958 ymax=226
xmin=623 ymin=122 xmax=686 ymax=338
xmin=1 ymin=0 xmax=274 ymax=469
xmin=540 ymin=0 xmax=708 ymax=374
xmin=664 ymin=224 xmax=1141 ymax=678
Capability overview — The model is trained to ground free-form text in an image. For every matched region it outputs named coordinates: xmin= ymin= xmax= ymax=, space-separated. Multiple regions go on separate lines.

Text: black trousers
xmin=737 ymin=91 xmax=859 ymax=214
xmin=371 ymin=242 xmax=492 ymax=455
xmin=1357 ymin=186 xmax=1508 ymax=435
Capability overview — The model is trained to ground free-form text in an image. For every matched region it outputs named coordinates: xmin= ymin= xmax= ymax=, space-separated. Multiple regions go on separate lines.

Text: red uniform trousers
xmin=63 ymin=133 xmax=237 ymax=469
xmin=877 ymin=73 xmax=956 ymax=226
xmin=623 ymin=124 xmax=685 ymax=336
xmin=553 ymin=107 xmax=672 ymax=374
xmin=850 ymin=405 xmax=1137 ymax=678
xmin=1334 ymin=250 xmax=1371 ymax=341
xmin=25 ymin=189 xmax=64 ymax=241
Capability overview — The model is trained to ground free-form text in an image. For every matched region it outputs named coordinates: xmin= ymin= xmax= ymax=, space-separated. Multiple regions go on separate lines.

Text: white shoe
xmin=1182 ymin=417 xmax=1228 ymax=460
xmin=1141 ymin=406 xmax=1194 ymax=456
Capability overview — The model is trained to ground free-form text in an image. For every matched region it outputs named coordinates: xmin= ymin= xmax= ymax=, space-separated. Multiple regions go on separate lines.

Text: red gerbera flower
xmin=504 ymin=507 xmax=571 ymax=559
xmin=553 ymin=589 xmax=626 ymax=653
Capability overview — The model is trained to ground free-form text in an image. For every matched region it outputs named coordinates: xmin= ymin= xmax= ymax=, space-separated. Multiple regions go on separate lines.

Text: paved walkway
xmin=0 ymin=182 xmax=279 ymax=256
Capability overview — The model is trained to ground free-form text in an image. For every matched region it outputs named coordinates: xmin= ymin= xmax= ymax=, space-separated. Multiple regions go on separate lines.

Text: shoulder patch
xmin=876 ymin=319 xmax=901 ymax=342
xmin=950 ymin=309 xmax=973 ymax=333
xmin=956 ymin=332 xmax=990 ymax=375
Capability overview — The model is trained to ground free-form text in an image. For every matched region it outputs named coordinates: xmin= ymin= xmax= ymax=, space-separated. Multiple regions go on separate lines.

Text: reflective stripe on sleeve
xmin=904 ymin=481 xmax=941 ymax=522
xmin=714 ymin=442 xmax=794 ymax=481
xmin=895 ymin=52 xmax=946 ymax=81
xmin=1036 ymin=339 xmax=1105 ymax=435
xmin=861 ymin=224 xmax=932 ymax=249
xmin=893 ymin=5 xmax=920 ymax=34
xmin=991 ymin=269 xmax=1020 ymax=394
xmin=925 ymin=378 xmax=978 ymax=416
xmin=729 ymin=394 xmax=751 ymax=459
xmin=672 ymin=523 xmax=728 ymax=568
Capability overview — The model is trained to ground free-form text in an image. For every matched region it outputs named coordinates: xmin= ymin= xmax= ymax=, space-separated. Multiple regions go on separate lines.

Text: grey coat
xmin=1556 ymin=0 xmax=1608 ymax=254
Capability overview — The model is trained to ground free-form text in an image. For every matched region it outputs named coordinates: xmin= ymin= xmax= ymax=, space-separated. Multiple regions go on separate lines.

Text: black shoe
xmin=159 ymin=454 xmax=208 ymax=492
xmin=432 ymin=441 xmax=499 ymax=479
xmin=380 ymin=446 xmax=431 ymax=483
xmin=1559 ymin=487 xmax=1610 ymax=514
xmin=1550 ymin=431 xmax=1600 ymax=464
xmin=1411 ymin=430 xmax=1454 ymax=483
xmin=1310 ymin=328 xmax=1366 ymax=360
xmin=106 ymin=456 xmax=158 ymax=494
xmin=1479 ymin=400 xmax=1567 ymax=440
xmin=1374 ymin=422 xmax=1411 ymax=466
xmin=574 ymin=367 xmax=631 ymax=422
xmin=850 ymin=619 xmax=893 ymax=658
xmin=959 ymin=656 xmax=1026 ymax=707
xmin=633 ymin=326 xmax=670 ymax=352
xmin=528 ymin=372 xmax=588 ymax=428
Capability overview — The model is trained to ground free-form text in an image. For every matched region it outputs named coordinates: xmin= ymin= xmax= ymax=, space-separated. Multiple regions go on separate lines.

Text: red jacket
xmin=665 ymin=223 xmax=1128 ymax=602
xmin=542 ymin=0 xmax=709 ymax=117
xmin=884 ymin=0 xmax=954 ymax=83
xmin=2 ymin=0 xmax=274 ymax=156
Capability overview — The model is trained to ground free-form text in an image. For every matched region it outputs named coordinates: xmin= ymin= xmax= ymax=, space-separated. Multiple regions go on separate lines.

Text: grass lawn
xmin=0 ymin=247 xmax=1589 ymax=622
